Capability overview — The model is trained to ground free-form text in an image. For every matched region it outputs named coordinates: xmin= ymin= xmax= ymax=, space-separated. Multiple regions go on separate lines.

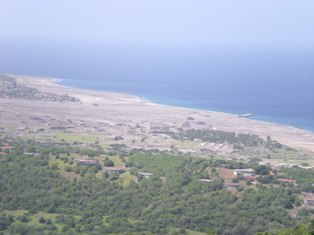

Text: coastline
xmin=58 ymin=77 xmax=314 ymax=133
xmin=2 ymin=74 xmax=314 ymax=152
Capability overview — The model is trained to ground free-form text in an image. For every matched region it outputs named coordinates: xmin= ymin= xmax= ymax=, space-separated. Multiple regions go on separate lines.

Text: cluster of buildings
xmin=198 ymin=166 xmax=302 ymax=192
xmin=72 ymin=156 xmax=155 ymax=183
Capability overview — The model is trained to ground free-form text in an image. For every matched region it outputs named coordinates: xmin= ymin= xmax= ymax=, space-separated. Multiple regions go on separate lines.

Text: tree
xmin=38 ymin=217 xmax=46 ymax=224
xmin=104 ymin=159 xmax=114 ymax=167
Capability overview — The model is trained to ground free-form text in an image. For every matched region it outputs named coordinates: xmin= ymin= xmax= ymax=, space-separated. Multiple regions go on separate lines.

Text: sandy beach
xmin=1 ymin=74 xmax=314 ymax=154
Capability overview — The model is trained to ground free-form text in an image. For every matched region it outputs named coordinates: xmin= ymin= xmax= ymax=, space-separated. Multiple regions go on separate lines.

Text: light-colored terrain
xmin=1 ymin=74 xmax=314 ymax=157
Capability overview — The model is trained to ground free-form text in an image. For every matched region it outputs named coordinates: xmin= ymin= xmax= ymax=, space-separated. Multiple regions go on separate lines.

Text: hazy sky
xmin=1 ymin=0 xmax=314 ymax=47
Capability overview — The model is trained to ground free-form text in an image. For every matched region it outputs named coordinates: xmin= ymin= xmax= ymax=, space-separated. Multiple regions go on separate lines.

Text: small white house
xmin=138 ymin=172 xmax=153 ymax=179
xmin=198 ymin=179 xmax=213 ymax=183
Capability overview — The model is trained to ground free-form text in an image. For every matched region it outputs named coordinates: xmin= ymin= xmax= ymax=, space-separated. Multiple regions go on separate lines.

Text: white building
xmin=198 ymin=179 xmax=213 ymax=183
xmin=138 ymin=172 xmax=153 ymax=179
xmin=233 ymin=168 xmax=256 ymax=176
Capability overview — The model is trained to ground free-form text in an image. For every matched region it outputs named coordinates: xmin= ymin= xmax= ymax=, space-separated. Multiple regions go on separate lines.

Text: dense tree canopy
xmin=0 ymin=137 xmax=313 ymax=234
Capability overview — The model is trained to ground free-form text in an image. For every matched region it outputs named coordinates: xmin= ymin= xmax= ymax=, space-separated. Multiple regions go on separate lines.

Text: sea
xmin=0 ymin=41 xmax=313 ymax=132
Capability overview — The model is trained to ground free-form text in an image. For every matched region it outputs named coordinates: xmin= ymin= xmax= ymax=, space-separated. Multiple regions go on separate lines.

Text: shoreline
xmin=56 ymin=79 xmax=307 ymax=132
xmin=59 ymin=78 xmax=314 ymax=134
xmin=58 ymin=77 xmax=314 ymax=133
xmin=2 ymin=74 xmax=314 ymax=152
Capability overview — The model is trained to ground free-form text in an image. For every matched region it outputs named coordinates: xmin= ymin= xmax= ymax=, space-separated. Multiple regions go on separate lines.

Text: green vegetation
xmin=171 ymin=129 xmax=301 ymax=162
xmin=175 ymin=129 xmax=249 ymax=145
xmin=172 ymin=129 xmax=280 ymax=147
xmin=257 ymin=221 xmax=314 ymax=235
xmin=53 ymin=133 xmax=99 ymax=144
xmin=0 ymin=137 xmax=314 ymax=234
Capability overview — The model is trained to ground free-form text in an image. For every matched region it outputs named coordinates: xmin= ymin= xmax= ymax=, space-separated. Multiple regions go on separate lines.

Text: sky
xmin=0 ymin=0 xmax=313 ymax=130
xmin=1 ymin=0 xmax=314 ymax=47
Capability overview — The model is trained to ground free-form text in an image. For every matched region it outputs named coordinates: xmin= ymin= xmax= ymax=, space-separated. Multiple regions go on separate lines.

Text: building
xmin=198 ymin=179 xmax=213 ymax=183
xmin=233 ymin=168 xmax=256 ymax=176
xmin=74 ymin=159 xmax=99 ymax=165
xmin=277 ymin=178 xmax=297 ymax=185
xmin=104 ymin=167 xmax=125 ymax=174
xmin=304 ymin=198 xmax=314 ymax=207
xmin=24 ymin=152 xmax=35 ymax=156
xmin=0 ymin=145 xmax=13 ymax=152
xmin=107 ymin=135 xmax=123 ymax=141
xmin=270 ymin=164 xmax=292 ymax=170
xmin=224 ymin=182 xmax=240 ymax=189
xmin=139 ymin=172 xmax=153 ymax=179
xmin=181 ymin=121 xmax=191 ymax=128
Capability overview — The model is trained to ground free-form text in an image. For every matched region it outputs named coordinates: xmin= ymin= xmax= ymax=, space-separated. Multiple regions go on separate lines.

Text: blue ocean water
xmin=0 ymin=41 xmax=313 ymax=131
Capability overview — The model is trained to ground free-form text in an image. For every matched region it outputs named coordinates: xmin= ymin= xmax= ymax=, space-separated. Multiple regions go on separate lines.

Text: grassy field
xmin=48 ymin=155 xmax=82 ymax=180
xmin=3 ymin=210 xmax=61 ymax=227
xmin=108 ymin=155 xmax=123 ymax=166
xmin=49 ymin=156 xmax=67 ymax=169
xmin=129 ymin=152 xmax=186 ymax=176
xmin=117 ymin=171 xmax=135 ymax=187
xmin=217 ymin=168 xmax=236 ymax=181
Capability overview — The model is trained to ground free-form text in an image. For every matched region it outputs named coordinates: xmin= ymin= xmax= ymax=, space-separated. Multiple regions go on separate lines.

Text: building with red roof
xmin=277 ymin=178 xmax=297 ymax=185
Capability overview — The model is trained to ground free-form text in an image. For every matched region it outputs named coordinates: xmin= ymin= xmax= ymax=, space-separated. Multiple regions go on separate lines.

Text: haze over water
xmin=1 ymin=0 xmax=314 ymax=131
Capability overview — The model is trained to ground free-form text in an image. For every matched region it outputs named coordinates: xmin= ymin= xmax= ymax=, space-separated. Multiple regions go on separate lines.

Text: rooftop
xmin=304 ymin=198 xmax=314 ymax=201
xmin=139 ymin=172 xmax=153 ymax=176
xmin=104 ymin=167 xmax=125 ymax=171
xmin=277 ymin=178 xmax=297 ymax=183
xmin=234 ymin=168 xmax=255 ymax=172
